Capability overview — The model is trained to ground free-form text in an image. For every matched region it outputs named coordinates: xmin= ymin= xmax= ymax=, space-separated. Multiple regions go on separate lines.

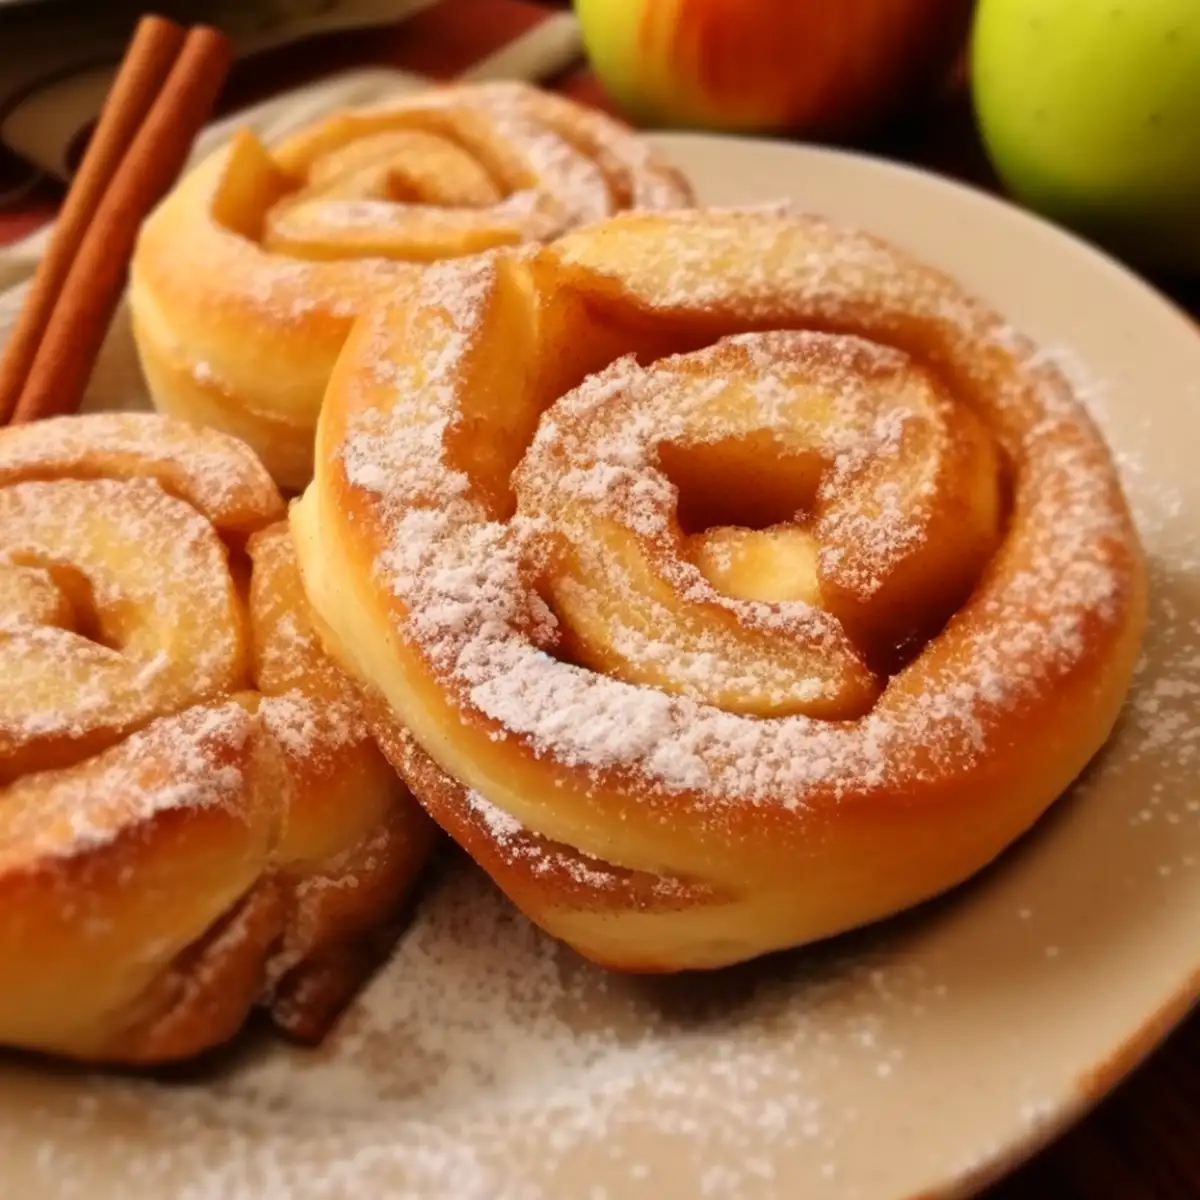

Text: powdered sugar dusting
xmin=252 ymin=565 xmax=372 ymax=768
xmin=334 ymin=214 xmax=1138 ymax=834
xmin=1042 ymin=344 xmax=1200 ymax=829
xmin=0 ymin=413 xmax=286 ymax=879
xmin=0 ymin=410 xmax=443 ymax=1111
xmin=465 ymin=788 xmax=522 ymax=841
xmin=10 ymin=494 xmax=1197 ymax=1197
xmin=461 ymin=786 xmax=699 ymax=898
xmin=0 ymin=412 xmax=281 ymax=529
xmin=514 ymin=330 xmax=970 ymax=716
xmin=252 ymin=79 xmax=692 ymax=277
xmin=259 ymin=689 xmax=364 ymax=764
xmin=0 ymin=701 xmax=255 ymax=870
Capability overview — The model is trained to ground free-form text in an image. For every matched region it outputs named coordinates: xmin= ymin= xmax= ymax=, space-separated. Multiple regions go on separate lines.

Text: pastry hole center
xmin=9 ymin=556 xmax=119 ymax=650
xmin=659 ymin=435 xmax=822 ymax=536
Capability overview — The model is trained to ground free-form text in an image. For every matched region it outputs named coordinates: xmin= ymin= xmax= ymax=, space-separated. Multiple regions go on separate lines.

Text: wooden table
xmin=1 ymin=2 xmax=1196 ymax=1195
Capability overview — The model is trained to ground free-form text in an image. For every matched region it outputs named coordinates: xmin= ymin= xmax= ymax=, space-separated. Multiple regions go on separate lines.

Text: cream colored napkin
xmin=0 ymin=12 xmax=582 ymax=416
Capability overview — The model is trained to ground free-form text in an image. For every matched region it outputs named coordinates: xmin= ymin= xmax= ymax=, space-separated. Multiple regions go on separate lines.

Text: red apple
xmin=575 ymin=0 xmax=975 ymax=139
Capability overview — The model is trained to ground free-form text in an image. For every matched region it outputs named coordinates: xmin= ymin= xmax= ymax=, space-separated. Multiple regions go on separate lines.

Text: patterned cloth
xmin=0 ymin=0 xmax=581 ymax=246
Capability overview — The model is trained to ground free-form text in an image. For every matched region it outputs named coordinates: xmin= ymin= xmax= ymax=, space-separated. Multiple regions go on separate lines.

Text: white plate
xmin=2 ymin=133 xmax=1199 ymax=1200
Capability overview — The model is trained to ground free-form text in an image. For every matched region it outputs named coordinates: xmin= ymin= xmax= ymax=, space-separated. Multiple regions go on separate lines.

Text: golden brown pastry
xmin=0 ymin=412 xmax=436 ymax=1064
xmin=291 ymin=208 xmax=1146 ymax=974
xmin=127 ymin=81 xmax=694 ymax=491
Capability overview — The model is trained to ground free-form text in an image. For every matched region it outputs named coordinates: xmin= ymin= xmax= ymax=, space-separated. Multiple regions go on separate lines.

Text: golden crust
xmin=0 ymin=413 xmax=436 ymax=1064
xmin=128 ymin=82 xmax=694 ymax=492
xmin=293 ymin=208 xmax=1147 ymax=973
xmin=246 ymin=522 xmax=438 ymax=1041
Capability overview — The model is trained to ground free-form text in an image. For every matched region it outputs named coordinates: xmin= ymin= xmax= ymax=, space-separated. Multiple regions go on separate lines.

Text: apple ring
xmin=128 ymin=81 xmax=693 ymax=492
xmin=292 ymin=208 xmax=1146 ymax=972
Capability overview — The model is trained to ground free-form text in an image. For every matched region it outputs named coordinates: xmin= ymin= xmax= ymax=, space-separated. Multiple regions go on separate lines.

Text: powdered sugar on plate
xmin=2 ymin=858 xmax=958 ymax=1199
xmin=1042 ymin=344 xmax=1200 ymax=831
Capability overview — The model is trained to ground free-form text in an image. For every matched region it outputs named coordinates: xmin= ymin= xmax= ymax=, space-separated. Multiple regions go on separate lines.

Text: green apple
xmin=971 ymin=0 xmax=1200 ymax=273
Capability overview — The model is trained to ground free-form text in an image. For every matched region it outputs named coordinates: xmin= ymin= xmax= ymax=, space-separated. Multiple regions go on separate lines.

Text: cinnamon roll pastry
xmin=127 ymin=82 xmax=693 ymax=492
xmin=0 ymin=413 xmax=435 ymax=1064
xmin=292 ymin=208 xmax=1146 ymax=974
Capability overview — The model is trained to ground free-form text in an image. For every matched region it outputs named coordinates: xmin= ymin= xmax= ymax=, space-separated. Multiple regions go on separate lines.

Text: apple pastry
xmin=293 ymin=207 xmax=1145 ymax=972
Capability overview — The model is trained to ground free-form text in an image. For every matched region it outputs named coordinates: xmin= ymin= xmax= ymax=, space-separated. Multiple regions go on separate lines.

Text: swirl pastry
xmin=292 ymin=208 xmax=1146 ymax=973
xmin=127 ymin=81 xmax=693 ymax=492
xmin=0 ymin=412 xmax=436 ymax=1064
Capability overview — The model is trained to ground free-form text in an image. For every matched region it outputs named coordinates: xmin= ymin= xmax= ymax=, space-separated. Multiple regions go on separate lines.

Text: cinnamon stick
xmin=0 ymin=16 xmax=187 ymax=425
xmin=10 ymin=24 xmax=233 ymax=426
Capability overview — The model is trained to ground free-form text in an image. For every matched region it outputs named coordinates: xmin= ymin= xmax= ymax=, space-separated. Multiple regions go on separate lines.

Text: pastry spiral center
xmin=0 ymin=414 xmax=286 ymax=786
xmin=0 ymin=478 xmax=247 ymax=781
xmin=515 ymin=331 xmax=1002 ymax=719
xmin=205 ymin=83 xmax=689 ymax=266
